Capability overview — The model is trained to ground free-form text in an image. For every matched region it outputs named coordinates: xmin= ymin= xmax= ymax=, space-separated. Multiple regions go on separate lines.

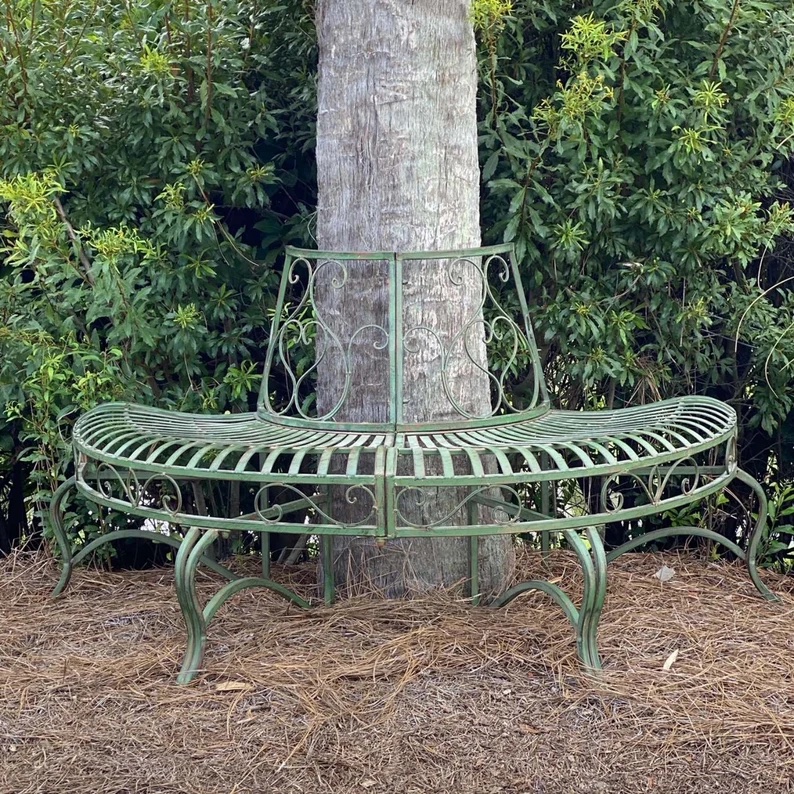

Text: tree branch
xmin=53 ymin=197 xmax=95 ymax=286
xmin=710 ymin=0 xmax=741 ymax=81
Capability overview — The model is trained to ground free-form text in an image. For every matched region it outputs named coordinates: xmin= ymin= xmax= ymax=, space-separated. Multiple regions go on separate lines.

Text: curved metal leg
xmin=584 ymin=526 xmax=607 ymax=669
xmin=70 ymin=529 xmax=240 ymax=583
xmin=176 ymin=527 xmax=219 ymax=685
xmin=606 ymin=526 xmax=747 ymax=563
xmin=261 ymin=532 xmax=271 ymax=578
xmin=203 ymin=577 xmax=311 ymax=624
xmin=491 ymin=580 xmax=580 ymax=628
xmin=564 ymin=527 xmax=607 ymax=670
xmin=491 ymin=527 xmax=606 ymax=671
xmin=540 ymin=470 xmax=552 ymax=565
xmin=467 ymin=501 xmax=481 ymax=605
xmin=49 ymin=477 xmax=77 ymax=598
xmin=540 ymin=530 xmax=551 ymax=562
xmin=735 ymin=469 xmax=780 ymax=602
xmin=605 ymin=471 xmax=778 ymax=603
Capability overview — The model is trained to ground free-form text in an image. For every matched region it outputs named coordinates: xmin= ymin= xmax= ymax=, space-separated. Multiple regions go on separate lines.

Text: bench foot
xmin=175 ymin=527 xmax=217 ymax=685
xmin=565 ymin=527 xmax=606 ymax=670
xmin=491 ymin=526 xmax=607 ymax=670
xmin=735 ymin=469 xmax=780 ymax=602
xmin=49 ymin=476 xmax=240 ymax=600
xmin=491 ymin=580 xmax=579 ymax=623
xmin=203 ymin=577 xmax=311 ymax=623
xmin=49 ymin=477 xmax=76 ymax=598
xmin=174 ymin=528 xmax=314 ymax=685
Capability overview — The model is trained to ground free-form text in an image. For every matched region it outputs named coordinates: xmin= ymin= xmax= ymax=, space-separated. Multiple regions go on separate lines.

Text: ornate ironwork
xmin=254 ymin=482 xmax=378 ymax=527
xmin=404 ymin=252 xmax=535 ymax=419
xmin=394 ymin=485 xmax=523 ymax=528
xmin=94 ymin=462 xmax=184 ymax=516
xmin=260 ymin=253 xmax=393 ymax=423
xmin=51 ymin=243 xmax=779 ymax=686
xmin=258 ymin=245 xmax=546 ymax=429
xmin=262 ymin=256 xmax=391 ymax=421
xmin=600 ymin=457 xmax=701 ymax=514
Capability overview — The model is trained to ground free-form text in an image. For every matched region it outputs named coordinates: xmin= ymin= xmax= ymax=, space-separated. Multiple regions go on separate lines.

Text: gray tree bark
xmin=315 ymin=0 xmax=515 ymax=596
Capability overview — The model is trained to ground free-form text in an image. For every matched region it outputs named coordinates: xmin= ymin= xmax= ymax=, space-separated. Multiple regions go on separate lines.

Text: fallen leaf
xmin=662 ymin=649 xmax=679 ymax=671
xmin=654 ymin=565 xmax=675 ymax=583
xmin=215 ymin=681 xmax=253 ymax=692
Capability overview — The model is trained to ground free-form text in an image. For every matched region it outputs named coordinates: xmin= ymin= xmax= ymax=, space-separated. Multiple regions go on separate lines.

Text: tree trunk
xmin=315 ymin=0 xmax=514 ymax=596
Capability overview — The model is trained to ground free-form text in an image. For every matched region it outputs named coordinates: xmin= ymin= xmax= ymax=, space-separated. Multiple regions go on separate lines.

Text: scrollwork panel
xmin=262 ymin=255 xmax=393 ymax=422
xmin=394 ymin=484 xmax=522 ymax=529
xmin=400 ymin=254 xmax=536 ymax=421
xmin=94 ymin=464 xmax=185 ymax=516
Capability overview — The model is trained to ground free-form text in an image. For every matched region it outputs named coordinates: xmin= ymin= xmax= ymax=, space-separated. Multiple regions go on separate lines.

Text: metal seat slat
xmin=437 ymin=447 xmax=455 ymax=478
xmin=207 ymin=446 xmax=247 ymax=472
xmin=165 ymin=443 xmax=204 ymax=467
xmin=489 ymin=447 xmax=514 ymax=476
xmin=604 ymin=437 xmax=642 ymax=462
xmin=411 ymin=446 xmax=426 ymax=479
xmin=528 ymin=444 xmax=567 ymax=472
xmin=234 ymin=447 xmax=260 ymax=473
xmin=110 ymin=434 xmax=157 ymax=458
xmin=463 ymin=447 xmax=485 ymax=479
xmin=558 ymin=442 xmax=597 ymax=468
xmin=289 ymin=450 xmax=309 ymax=475
xmin=317 ymin=448 xmax=336 ymax=476
xmin=346 ymin=446 xmax=364 ymax=477
xmin=261 ymin=448 xmax=283 ymax=474
xmin=582 ymin=440 xmax=619 ymax=466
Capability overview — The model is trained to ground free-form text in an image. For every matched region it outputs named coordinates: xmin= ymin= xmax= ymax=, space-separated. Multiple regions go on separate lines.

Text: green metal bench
xmin=49 ymin=244 xmax=778 ymax=683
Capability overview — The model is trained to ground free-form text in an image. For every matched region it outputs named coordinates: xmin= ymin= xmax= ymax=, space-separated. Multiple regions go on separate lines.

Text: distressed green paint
xmin=50 ymin=245 xmax=779 ymax=684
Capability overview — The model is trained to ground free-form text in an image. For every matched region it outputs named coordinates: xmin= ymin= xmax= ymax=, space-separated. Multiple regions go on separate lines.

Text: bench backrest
xmin=258 ymin=244 xmax=548 ymax=431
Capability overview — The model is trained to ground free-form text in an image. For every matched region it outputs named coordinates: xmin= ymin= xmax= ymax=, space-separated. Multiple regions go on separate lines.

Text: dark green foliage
xmin=2 ymin=0 xmax=794 ymax=566
xmin=476 ymin=0 xmax=794 ymax=565
xmin=0 ymin=0 xmax=317 ymax=548
xmin=478 ymin=0 xmax=794 ymax=430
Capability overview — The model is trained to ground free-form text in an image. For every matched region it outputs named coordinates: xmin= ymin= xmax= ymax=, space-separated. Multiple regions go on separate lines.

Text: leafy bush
xmin=476 ymin=0 xmax=794 ymax=563
xmin=479 ymin=0 xmax=794 ymax=437
xmin=0 ymin=0 xmax=316 ymax=549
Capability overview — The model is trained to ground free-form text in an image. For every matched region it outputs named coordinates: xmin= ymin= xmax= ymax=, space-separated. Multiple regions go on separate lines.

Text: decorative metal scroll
xmin=394 ymin=485 xmax=523 ymax=529
xmin=600 ymin=457 xmax=702 ymax=514
xmin=259 ymin=246 xmax=544 ymax=425
xmin=254 ymin=483 xmax=378 ymax=527
xmin=93 ymin=462 xmax=184 ymax=516
xmin=401 ymin=252 xmax=537 ymax=420
xmin=262 ymin=255 xmax=390 ymax=421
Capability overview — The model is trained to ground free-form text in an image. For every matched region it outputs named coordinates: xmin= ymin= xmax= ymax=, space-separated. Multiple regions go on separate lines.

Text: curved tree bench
xmin=50 ymin=244 xmax=778 ymax=684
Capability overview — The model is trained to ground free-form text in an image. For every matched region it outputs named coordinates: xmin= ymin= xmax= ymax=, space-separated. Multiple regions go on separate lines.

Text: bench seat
xmin=74 ymin=395 xmax=735 ymax=485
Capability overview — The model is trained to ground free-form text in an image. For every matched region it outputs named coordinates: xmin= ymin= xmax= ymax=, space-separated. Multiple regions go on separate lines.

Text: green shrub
xmin=480 ymin=0 xmax=794 ymax=432
xmin=0 ymin=0 xmax=316 ymax=548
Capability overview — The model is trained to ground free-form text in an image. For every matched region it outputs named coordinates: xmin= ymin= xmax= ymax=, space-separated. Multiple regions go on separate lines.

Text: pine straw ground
xmin=1 ymin=550 xmax=794 ymax=794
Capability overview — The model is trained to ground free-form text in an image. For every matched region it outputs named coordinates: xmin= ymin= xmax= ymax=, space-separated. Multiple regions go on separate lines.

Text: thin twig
xmin=53 ymin=196 xmax=95 ymax=286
